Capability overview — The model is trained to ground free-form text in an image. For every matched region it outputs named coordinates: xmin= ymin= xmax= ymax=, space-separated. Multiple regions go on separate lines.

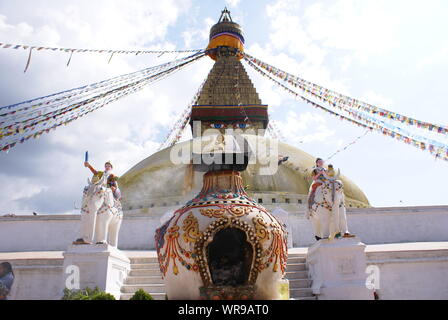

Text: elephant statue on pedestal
xmin=74 ymin=173 xmax=123 ymax=247
xmin=305 ymin=177 xmax=355 ymax=241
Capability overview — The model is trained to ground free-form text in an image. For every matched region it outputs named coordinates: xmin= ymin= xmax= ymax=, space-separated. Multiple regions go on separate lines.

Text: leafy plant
xmin=91 ymin=292 xmax=116 ymax=300
xmin=62 ymin=286 xmax=116 ymax=300
xmin=129 ymin=289 xmax=154 ymax=300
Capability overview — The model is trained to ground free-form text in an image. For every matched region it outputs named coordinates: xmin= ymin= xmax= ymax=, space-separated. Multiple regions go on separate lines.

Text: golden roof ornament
xmin=206 ymin=8 xmax=245 ymax=60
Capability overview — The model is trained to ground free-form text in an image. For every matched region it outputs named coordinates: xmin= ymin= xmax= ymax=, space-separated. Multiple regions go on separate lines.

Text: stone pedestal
xmin=307 ymin=237 xmax=374 ymax=300
xmin=62 ymin=244 xmax=130 ymax=299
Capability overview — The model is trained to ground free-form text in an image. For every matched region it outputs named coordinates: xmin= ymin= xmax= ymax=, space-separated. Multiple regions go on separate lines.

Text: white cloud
xmin=416 ymin=47 xmax=448 ymax=71
xmin=304 ymin=0 xmax=398 ymax=62
xmin=0 ymin=0 xmax=209 ymax=214
xmin=266 ymin=0 xmax=327 ymax=65
xmin=248 ymin=2 xmax=352 ymax=94
xmin=182 ymin=17 xmax=214 ymax=48
xmin=0 ymin=174 xmax=46 ymax=213
xmin=279 ymin=111 xmax=335 ymax=145
xmin=225 ymin=0 xmax=241 ymax=8
xmin=360 ymin=90 xmax=394 ymax=108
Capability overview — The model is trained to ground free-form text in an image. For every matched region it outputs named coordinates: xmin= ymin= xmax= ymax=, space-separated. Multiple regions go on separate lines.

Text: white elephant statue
xmin=75 ymin=173 xmax=123 ymax=247
xmin=305 ymin=178 xmax=354 ymax=240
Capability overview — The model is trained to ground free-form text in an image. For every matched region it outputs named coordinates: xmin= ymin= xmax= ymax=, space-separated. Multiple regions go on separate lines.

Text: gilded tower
xmin=191 ymin=8 xmax=268 ymax=137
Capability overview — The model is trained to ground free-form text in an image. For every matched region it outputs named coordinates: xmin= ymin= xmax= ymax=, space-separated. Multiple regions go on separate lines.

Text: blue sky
xmin=0 ymin=0 xmax=447 ymax=214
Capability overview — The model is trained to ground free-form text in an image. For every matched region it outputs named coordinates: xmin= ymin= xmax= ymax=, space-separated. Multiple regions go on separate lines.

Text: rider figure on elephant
xmin=85 ymin=161 xmax=121 ymax=200
xmin=308 ymin=158 xmax=328 ymax=211
xmin=73 ymin=160 xmax=123 ymax=245
xmin=306 ymin=158 xmax=356 ymax=241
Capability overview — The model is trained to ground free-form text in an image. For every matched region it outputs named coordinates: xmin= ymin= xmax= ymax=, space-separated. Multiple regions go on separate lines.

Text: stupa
xmin=2 ymin=8 xmax=447 ymax=303
xmin=121 ymin=8 xmax=370 ymax=299
xmin=153 ymin=9 xmax=289 ymax=300
xmin=119 ymin=9 xmax=369 ymax=215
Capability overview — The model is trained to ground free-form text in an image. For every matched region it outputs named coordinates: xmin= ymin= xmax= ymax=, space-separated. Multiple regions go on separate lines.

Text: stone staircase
xmin=286 ymin=253 xmax=315 ymax=300
xmin=120 ymin=253 xmax=315 ymax=300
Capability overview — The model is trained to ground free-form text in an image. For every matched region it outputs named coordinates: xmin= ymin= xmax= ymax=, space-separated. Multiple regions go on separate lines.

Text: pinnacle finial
xmin=219 ymin=7 xmax=233 ymax=22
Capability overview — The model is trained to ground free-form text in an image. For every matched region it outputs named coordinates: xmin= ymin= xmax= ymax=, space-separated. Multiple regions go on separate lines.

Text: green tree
xmin=129 ymin=289 xmax=154 ymax=300
xmin=62 ymin=286 xmax=116 ymax=300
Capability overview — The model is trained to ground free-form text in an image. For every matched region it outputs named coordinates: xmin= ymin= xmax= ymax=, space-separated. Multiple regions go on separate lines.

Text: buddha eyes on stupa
xmin=237 ymin=123 xmax=250 ymax=129
xmin=210 ymin=123 xmax=225 ymax=129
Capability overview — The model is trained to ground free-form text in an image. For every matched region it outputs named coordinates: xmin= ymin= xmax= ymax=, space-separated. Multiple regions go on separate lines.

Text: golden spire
xmin=191 ymin=10 xmax=268 ymax=137
xmin=206 ymin=8 xmax=245 ymax=61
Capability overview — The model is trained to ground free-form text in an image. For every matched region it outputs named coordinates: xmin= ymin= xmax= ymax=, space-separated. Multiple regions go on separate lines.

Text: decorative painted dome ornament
xmin=154 ymin=8 xmax=290 ymax=300
xmin=155 ymin=169 xmax=288 ymax=300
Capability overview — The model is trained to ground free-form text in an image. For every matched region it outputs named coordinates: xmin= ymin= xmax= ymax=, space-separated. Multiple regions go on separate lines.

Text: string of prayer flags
xmin=158 ymin=78 xmax=207 ymax=150
xmin=0 ymin=42 xmax=202 ymax=71
xmin=244 ymin=57 xmax=448 ymax=162
xmin=0 ymin=51 xmax=206 ymax=153
xmin=244 ymin=53 xmax=448 ymax=136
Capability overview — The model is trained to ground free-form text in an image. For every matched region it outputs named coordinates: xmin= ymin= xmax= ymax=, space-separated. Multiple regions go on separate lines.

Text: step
xmin=129 ymin=263 xmax=307 ymax=272
xmin=287 ymin=253 xmax=307 ymax=257
xmin=294 ymin=296 xmax=317 ymax=301
xmin=121 ymin=293 xmax=315 ymax=301
xmin=290 ymin=288 xmax=314 ymax=298
xmin=121 ymin=290 xmax=315 ymax=301
xmin=287 ymin=257 xmax=306 ymax=264
xmin=131 ymin=263 xmax=160 ymax=270
xmin=125 ymin=276 xmax=164 ymax=285
xmin=130 ymin=267 xmax=307 ymax=277
xmin=285 ymin=270 xmax=309 ymax=279
xmin=122 ymin=279 xmax=312 ymax=289
xmin=129 ymin=269 xmax=162 ymax=277
xmin=129 ymin=261 xmax=306 ymax=268
xmin=285 ymin=263 xmax=307 ymax=272
xmin=288 ymin=278 xmax=312 ymax=288
xmin=123 ymin=278 xmax=312 ymax=288
xmin=121 ymin=284 xmax=166 ymax=294
xmin=120 ymin=292 xmax=166 ymax=300
xmin=129 ymin=257 xmax=159 ymax=264
xmin=287 ymin=254 xmax=306 ymax=258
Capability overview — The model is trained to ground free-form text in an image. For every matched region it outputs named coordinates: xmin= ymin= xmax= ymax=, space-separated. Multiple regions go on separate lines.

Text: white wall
xmin=366 ymin=244 xmax=448 ymax=300
xmin=3 ymin=244 xmax=448 ymax=300
xmin=7 ymin=258 xmax=64 ymax=300
xmin=290 ymin=205 xmax=448 ymax=247
xmin=0 ymin=217 xmax=80 ymax=252
xmin=0 ymin=214 xmax=161 ymax=252
xmin=0 ymin=205 xmax=447 ymax=252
